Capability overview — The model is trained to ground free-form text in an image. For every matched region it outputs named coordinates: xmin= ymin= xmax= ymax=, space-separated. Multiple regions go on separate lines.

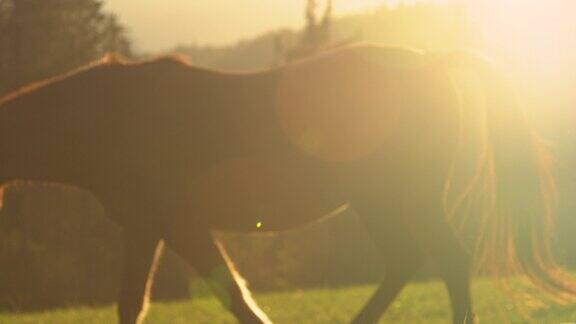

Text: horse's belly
xmin=192 ymin=156 xmax=341 ymax=231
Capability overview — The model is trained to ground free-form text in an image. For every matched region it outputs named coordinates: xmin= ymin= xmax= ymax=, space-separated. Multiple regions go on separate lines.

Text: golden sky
xmin=103 ymin=0 xmax=388 ymax=52
xmin=103 ymin=0 xmax=575 ymax=78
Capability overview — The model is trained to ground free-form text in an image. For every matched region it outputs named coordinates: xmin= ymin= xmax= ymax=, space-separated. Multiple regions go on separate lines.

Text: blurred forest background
xmin=1 ymin=0 xmax=576 ymax=312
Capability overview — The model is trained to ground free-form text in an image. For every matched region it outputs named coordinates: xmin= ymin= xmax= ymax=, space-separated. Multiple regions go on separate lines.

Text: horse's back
xmin=274 ymin=44 xmax=460 ymax=167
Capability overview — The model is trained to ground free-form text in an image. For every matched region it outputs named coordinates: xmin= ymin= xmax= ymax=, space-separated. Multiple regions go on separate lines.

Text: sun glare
xmin=470 ymin=0 xmax=573 ymax=76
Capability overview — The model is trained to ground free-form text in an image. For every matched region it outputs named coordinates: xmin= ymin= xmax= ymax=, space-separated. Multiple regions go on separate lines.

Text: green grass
xmin=2 ymin=278 xmax=576 ymax=323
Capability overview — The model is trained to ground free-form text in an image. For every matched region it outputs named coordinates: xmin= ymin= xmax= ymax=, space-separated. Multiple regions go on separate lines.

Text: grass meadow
xmin=2 ymin=277 xmax=576 ymax=323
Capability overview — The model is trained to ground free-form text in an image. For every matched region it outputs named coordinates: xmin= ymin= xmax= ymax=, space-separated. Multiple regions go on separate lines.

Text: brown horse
xmin=0 ymin=44 xmax=573 ymax=323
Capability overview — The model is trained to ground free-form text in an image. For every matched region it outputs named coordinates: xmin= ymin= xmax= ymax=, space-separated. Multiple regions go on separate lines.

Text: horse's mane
xmin=0 ymin=43 xmax=431 ymax=110
xmin=0 ymin=52 xmax=196 ymax=108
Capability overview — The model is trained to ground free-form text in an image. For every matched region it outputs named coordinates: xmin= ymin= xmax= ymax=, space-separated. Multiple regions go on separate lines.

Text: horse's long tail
xmin=438 ymin=51 xmax=576 ymax=302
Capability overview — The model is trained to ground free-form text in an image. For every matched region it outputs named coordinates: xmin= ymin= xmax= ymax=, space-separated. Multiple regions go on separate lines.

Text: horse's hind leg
xmin=398 ymin=195 xmax=475 ymax=324
xmin=165 ymin=227 xmax=272 ymax=324
xmin=350 ymin=203 xmax=426 ymax=324
xmin=118 ymin=231 xmax=163 ymax=324
xmin=414 ymin=202 xmax=475 ymax=324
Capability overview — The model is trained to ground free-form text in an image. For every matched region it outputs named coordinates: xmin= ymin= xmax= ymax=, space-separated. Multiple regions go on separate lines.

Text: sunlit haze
xmin=104 ymin=0 xmax=394 ymax=51
xmin=103 ymin=0 xmax=575 ymax=79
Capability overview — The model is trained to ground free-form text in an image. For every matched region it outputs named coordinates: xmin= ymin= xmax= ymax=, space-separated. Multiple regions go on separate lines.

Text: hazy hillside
xmin=172 ymin=3 xmax=477 ymax=71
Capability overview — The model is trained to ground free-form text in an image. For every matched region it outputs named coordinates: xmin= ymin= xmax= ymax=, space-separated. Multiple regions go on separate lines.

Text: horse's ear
xmin=101 ymin=52 xmax=125 ymax=65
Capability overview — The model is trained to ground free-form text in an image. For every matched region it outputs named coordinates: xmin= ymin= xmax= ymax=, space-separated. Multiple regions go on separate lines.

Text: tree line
xmin=0 ymin=0 xmax=132 ymax=95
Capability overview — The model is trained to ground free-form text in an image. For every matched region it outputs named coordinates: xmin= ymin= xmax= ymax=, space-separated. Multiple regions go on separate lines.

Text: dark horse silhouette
xmin=0 ymin=44 xmax=573 ymax=323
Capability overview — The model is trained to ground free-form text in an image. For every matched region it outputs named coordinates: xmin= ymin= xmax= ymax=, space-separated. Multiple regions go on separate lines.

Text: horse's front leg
xmin=118 ymin=230 xmax=163 ymax=324
xmin=165 ymin=226 xmax=272 ymax=324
